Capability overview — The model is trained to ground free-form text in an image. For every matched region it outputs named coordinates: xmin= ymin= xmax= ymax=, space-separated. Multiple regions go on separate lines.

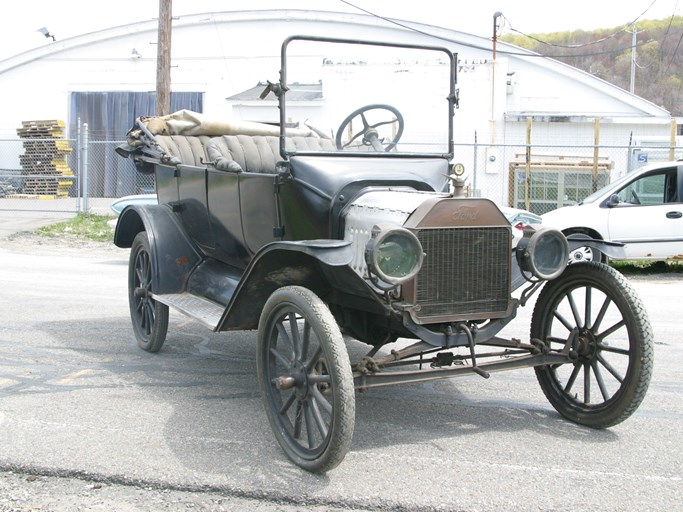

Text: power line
xmin=336 ymin=0 xmax=667 ymax=59
xmin=663 ymin=0 xmax=683 ymax=73
xmin=504 ymin=18 xmax=629 ymax=49
xmin=501 ymin=0 xmax=659 ymax=49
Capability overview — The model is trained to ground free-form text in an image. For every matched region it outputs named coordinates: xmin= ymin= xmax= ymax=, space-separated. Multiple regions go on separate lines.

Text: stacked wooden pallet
xmin=16 ymin=120 xmax=73 ymax=198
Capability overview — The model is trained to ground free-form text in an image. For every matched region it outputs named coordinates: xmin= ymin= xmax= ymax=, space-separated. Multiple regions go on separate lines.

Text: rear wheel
xmin=531 ymin=262 xmax=653 ymax=428
xmin=257 ymin=286 xmax=355 ymax=473
xmin=128 ymin=232 xmax=169 ymax=352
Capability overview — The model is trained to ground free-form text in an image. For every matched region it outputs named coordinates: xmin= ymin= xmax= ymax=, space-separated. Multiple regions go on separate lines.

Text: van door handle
xmin=666 ymin=211 xmax=682 ymax=219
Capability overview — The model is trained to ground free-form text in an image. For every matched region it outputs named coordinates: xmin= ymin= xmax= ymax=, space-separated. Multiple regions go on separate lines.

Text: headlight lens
xmin=366 ymin=226 xmax=424 ymax=285
xmin=517 ymin=226 xmax=568 ymax=280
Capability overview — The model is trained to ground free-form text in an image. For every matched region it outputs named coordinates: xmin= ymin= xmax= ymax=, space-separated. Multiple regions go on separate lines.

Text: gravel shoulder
xmin=3 ymin=232 xmax=126 ymax=257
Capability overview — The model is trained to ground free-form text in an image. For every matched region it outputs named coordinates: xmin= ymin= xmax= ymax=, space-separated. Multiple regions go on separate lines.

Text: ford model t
xmin=114 ymin=36 xmax=653 ymax=472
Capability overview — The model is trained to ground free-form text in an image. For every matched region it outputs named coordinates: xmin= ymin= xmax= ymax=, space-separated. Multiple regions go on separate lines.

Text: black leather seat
xmin=206 ymin=135 xmax=336 ymax=173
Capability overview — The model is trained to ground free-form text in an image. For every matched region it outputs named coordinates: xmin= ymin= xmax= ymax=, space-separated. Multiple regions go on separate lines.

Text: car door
xmin=206 ymin=168 xmax=250 ymax=268
xmin=607 ymin=165 xmax=683 ymax=259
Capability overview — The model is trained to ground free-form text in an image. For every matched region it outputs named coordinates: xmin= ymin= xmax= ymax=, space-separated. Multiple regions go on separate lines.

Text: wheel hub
xmin=277 ymin=361 xmax=308 ymax=399
xmin=576 ymin=329 xmax=598 ymax=359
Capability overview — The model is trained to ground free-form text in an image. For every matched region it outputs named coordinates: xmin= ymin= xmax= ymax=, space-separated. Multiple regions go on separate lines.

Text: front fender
xmin=511 ymin=235 xmax=627 ymax=291
xmin=566 ymin=233 xmax=626 ymax=259
xmin=114 ymin=204 xmax=202 ymax=294
xmin=217 ymin=239 xmax=389 ymax=331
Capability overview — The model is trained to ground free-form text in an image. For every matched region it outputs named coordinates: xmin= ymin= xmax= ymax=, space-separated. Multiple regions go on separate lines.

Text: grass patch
xmin=610 ymin=259 xmax=683 ymax=274
xmin=36 ymin=213 xmax=116 ymax=242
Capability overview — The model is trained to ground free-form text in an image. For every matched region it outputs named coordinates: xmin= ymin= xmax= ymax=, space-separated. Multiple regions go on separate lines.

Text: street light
xmin=492 ymin=12 xmax=503 ymax=60
xmin=37 ymin=27 xmax=56 ymax=41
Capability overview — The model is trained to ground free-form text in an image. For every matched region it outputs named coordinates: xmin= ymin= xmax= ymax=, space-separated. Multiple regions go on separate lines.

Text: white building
xmin=0 ymin=9 xmax=674 ymax=206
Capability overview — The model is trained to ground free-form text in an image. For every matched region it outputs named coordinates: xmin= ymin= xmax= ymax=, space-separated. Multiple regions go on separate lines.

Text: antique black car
xmin=114 ymin=36 xmax=653 ymax=472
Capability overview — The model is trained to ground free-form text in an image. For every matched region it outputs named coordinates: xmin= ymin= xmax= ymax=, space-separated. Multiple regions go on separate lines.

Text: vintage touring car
xmin=114 ymin=36 xmax=653 ymax=472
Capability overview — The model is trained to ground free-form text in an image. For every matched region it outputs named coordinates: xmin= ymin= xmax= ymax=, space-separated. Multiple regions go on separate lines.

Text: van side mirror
xmin=606 ymin=194 xmax=620 ymax=207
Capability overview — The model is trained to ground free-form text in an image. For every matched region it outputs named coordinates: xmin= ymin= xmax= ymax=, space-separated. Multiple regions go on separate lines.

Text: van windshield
xmin=580 ymin=171 xmax=635 ymax=204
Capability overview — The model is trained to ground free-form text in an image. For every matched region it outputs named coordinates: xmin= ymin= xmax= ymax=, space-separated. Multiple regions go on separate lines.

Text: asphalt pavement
xmin=0 ymin=211 xmax=76 ymax=238
xmin=0 ymin=239 xmax=681 ymax=511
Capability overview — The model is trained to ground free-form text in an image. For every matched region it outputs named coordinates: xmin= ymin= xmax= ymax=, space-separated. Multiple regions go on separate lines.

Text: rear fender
xmin=217 ymin=240 xmax=387 ymax=330
xmin=114 ymin=204 xmax=202 ymax=294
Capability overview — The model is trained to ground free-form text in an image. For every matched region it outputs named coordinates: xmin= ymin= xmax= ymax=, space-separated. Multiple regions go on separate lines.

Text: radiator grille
xmin=413 ymin=227 xmax=511 ymax=322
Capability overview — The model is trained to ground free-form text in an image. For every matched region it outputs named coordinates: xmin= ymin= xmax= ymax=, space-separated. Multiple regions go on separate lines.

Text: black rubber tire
xmin=128 ymin=231 xmax=169 ymax=352
xmin=531 ymin=262 xmax=653 ymax=428
xmin=256 ymin=286 xmax=355 ymax=473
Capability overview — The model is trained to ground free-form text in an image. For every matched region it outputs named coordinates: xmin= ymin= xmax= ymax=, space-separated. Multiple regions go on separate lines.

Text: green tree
xmin=500 ymin=17 xmax=683 ymax=115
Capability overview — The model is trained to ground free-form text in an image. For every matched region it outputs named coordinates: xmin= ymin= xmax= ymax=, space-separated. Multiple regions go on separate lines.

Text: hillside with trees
xmin=500 ymin=17 xmax=683 ymax=115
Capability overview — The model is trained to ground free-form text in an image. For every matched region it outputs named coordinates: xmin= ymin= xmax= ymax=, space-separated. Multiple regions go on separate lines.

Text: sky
xmin=0 ymin=0 xmax=681 ymax=60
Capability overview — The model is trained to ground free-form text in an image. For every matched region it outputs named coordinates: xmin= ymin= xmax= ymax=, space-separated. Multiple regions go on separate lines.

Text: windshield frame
xmin=278 ymin=35 xmax=457 ymax=160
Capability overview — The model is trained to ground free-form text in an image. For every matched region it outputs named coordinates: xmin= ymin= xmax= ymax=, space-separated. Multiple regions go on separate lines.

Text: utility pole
xmin=629 ymin=22 xmax=641 ymax=95
xmin=156 ymin=0 xmax=172 ymax=115
xmin=490 ymin=12 xmax=503 ymax=145
xmin=492 ymin=11 xmax=502 ymax=60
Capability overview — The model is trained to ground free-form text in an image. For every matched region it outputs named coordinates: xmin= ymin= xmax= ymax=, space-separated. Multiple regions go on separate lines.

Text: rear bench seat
xmin=154 ymin=134 xmax=336 ymax=174
xmin=154 ymin=135 xmax=212 ymax=166
xmin=206 ymin=135 xmax=337 ymax=173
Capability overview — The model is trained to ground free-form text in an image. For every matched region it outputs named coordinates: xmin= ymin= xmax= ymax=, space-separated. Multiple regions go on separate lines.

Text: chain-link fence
xmin=0 ymin=124 xmax=152 ymax=214
xmin=86 ymin=140 xmax=154 ymax=198
xmin=1 ymin=128 xmax=681 ymax=217
xmin=0 ymin=135 xmax=81 ymax=212
xmin=453 ymin=139 xmax=683 ymax=215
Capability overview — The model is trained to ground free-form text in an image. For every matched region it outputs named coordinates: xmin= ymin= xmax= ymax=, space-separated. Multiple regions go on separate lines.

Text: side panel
xmin=239 ymin=173 xmax=280 ymax=253
xmin=279 ymin=177 xmax=332 ymax=241
xmin=155 ymin=163 xmax=179 ymax=204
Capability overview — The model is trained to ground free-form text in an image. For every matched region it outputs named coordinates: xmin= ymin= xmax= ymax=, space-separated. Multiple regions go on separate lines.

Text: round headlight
xmin=518 ymin=227 xmax=568 ymax=280
xmin=366 ymin=227 xmax=424 ymax=285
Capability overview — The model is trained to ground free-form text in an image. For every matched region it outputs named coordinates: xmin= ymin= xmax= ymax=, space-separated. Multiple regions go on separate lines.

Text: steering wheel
xmin=631 ymin=189 xmax=641 ymax=204
xmin=335 ymin=104 xmax=405 ymax=152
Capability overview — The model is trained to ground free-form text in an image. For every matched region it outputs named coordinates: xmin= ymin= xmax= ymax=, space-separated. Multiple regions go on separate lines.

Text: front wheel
xmin=531 ymin=262 xmax=653 ymax=428
xmin=257 ymin=286 xmax=355 ymax=473
xmin=128 ymin=231 xmax=169 ymax=352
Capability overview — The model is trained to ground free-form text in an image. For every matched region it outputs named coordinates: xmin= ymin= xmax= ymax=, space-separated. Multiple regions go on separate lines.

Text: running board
xmin=153 ymin=293 xmax=225 ymax=330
